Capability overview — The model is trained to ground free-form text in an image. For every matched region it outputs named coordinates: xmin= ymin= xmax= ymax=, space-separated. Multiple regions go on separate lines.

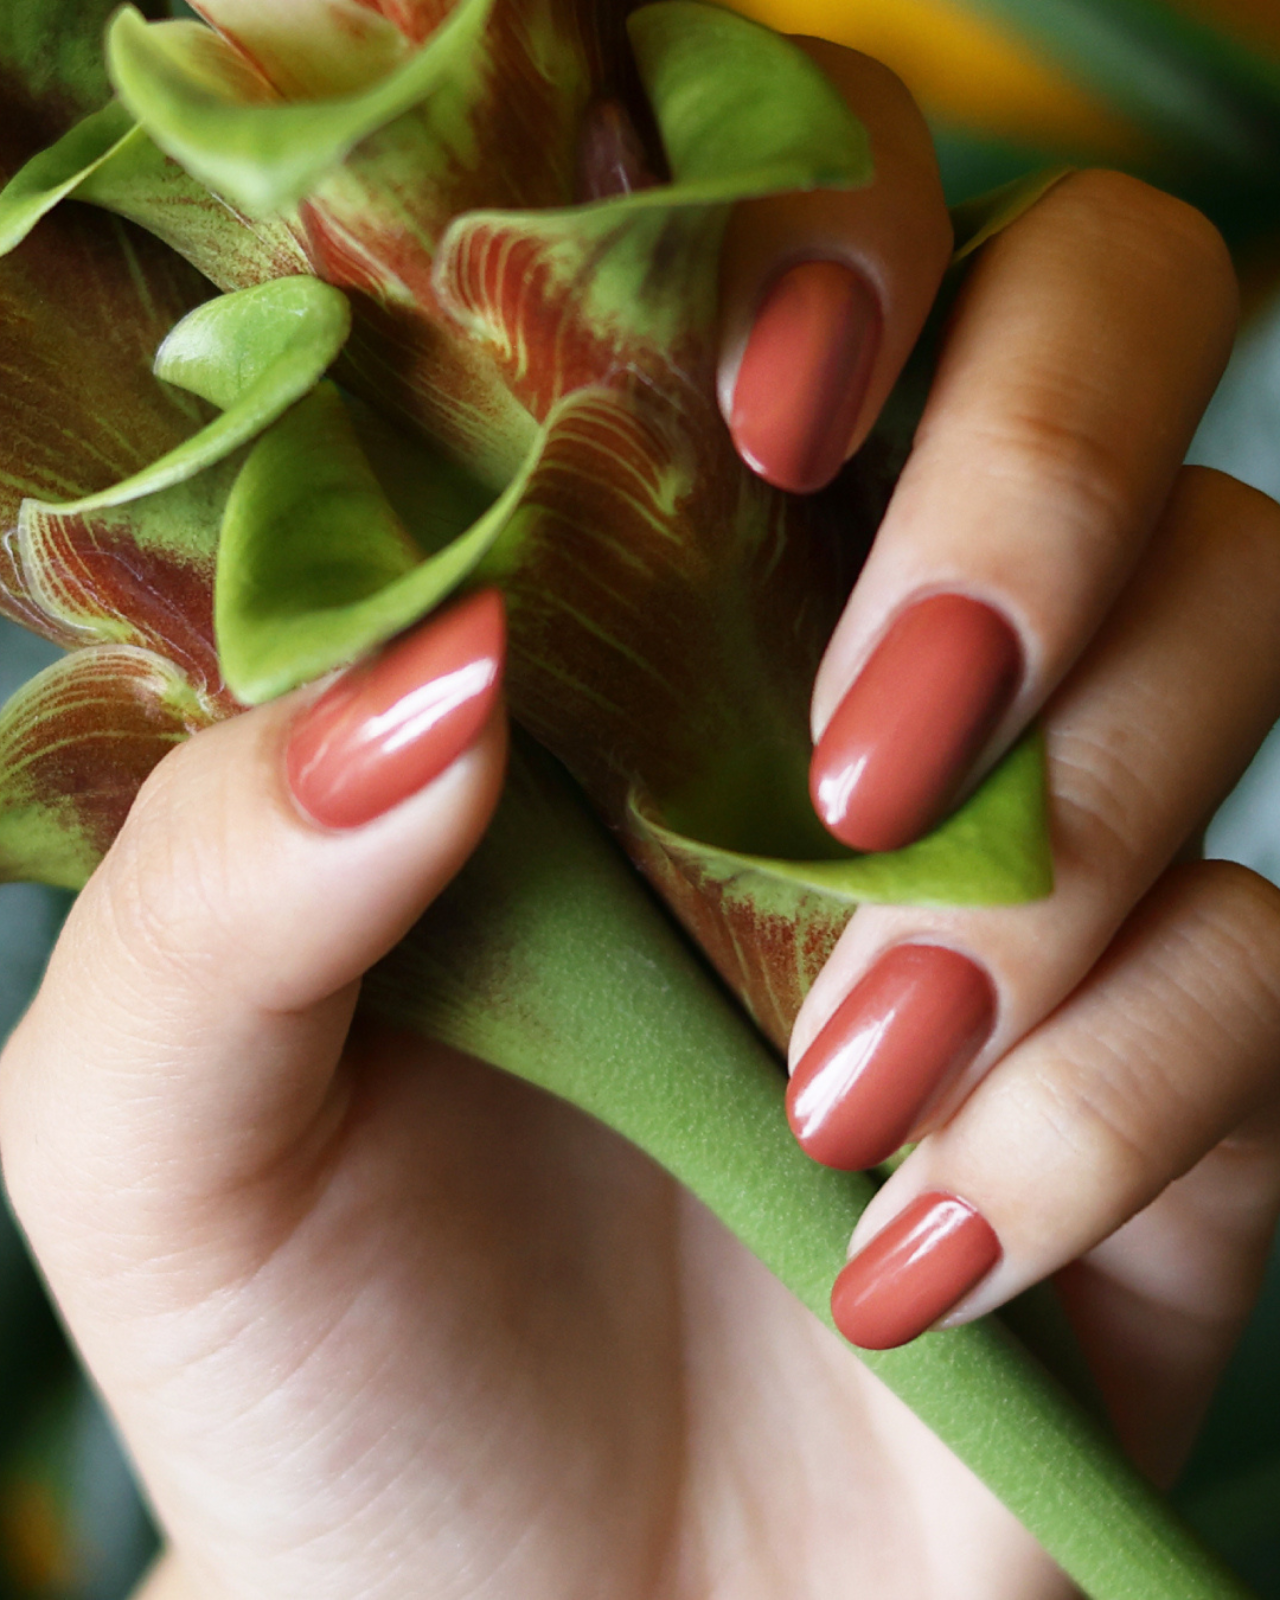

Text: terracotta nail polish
xmin=810 ymin=594 xmax=1022 ymax=853
xmin=787 ymin=945 xmax=995 ymax=1171
xmin=286 ymin=588 xmax=505 ymax=830
xmin=831 ymin=1192 xmax=1000 ymax=1350
xmin=729 ymin=259 xmax=881 ymax=494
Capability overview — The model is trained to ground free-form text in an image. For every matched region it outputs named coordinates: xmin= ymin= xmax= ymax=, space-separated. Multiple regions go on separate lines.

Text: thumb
xmin=0 ymin=589 xmax=505 ymax=1277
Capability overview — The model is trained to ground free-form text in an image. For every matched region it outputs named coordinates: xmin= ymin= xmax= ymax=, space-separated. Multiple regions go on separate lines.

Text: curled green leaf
xmin=0 ymin=644 xmax=205 ymax=888
xmin=437 ymin=3 xmax=872 ymax=362
xmin=106 ymin=0 xmax=495 ymax=215
xmin=215 ymin=381 xmax=542 ymax=701
xmin=632 ymin=727 xmax=1054 ymax=911
xmin=0 ymin=100 xmax=142 ymax=254
xmin=630 ymin=0 xmax=870 ymax=200
xmin=33 ymin=276 xmax=351 ymax=517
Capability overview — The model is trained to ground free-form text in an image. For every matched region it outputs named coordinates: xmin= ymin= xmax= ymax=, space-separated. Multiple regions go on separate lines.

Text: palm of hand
xmin=91 ymin=1022 xmax=1068 ymax=1600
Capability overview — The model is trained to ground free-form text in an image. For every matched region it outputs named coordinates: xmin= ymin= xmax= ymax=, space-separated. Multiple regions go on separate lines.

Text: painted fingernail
xmin=787 ymin=945 xmax=995 ymax=1171
xmin=286 ymin=589 xmax=505 ymax=830
xmin=729 ymin=259 xmax=881 ymax=494
xmin=832 ymin=1192 xmax=1000 ymax=1350
xmin=810 ymin=595 xmax=1022 ymax=853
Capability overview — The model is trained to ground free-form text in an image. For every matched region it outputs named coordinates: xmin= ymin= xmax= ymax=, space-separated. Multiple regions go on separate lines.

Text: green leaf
xmin=621 ymin=727 xmax=1051 ymax=1046
xmin=106 ymin=0 xmax=496 ymax=215
xmin=0 ymin=100 xmax=141 ymax=255
xmin=951 ymin=166 xmax=1075 ymax=261
xmin=0 ymin=198 xmax=215 ymax=636
xmin=13 ymin=453 xmax=243 ymax=697
xmin=183 ymin=0 xmax=412 ymax=101
xmin=0 ymin=92 xmax=311 ymax=293
xmin=31 ymin=276 xmax=351 ymax=518
xmin=0 ymin=645 xmax=205 ymax=889
xmin=367 ymin=734 xmax=1253 ymax=1600
xmin=215 ymin=381 xmax=542 ymax=701
xmin=631 ymin=0 xmax=871 ymax=200
xmin=632 ymin=727 xmax=1054 ymax=911
xmin=436 ymin=3 xmax=872 ymax=367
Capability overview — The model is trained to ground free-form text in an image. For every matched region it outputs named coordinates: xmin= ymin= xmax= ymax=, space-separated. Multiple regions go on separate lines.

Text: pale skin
xmin=4 ymin=42 xmax=1280 ymax=1600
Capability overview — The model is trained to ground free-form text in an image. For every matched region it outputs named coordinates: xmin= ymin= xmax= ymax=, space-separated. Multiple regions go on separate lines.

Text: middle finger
xmin=809 ymin=168 xmax=1238 ymax=854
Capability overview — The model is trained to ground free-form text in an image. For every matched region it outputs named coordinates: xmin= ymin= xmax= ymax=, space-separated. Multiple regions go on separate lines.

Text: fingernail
xmin=286 ymin=589 xmax=505 ymax=830
xmin=729 ymin=259 xmax=881 ymax=494
xmin=832 ymin=1192 xmax=1000 ymax=1350
xmin=787 ymin=945 xmax=995 ymax=1171
xmin=810 ymin=595 xmax=1022 ymax=853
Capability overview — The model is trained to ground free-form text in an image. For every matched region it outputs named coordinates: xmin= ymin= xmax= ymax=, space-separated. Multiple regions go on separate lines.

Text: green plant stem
xmin=364 ymin=736 xmax=1256 ymax=1600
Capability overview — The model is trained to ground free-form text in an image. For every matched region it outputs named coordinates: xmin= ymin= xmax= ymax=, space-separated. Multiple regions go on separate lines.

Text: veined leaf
xmin=633 ymin=0 xmax=870 ymax=199
xmin=185 ymin=0 xmax=413 ymax=101
xmin=634 ymin=727 xmax=1053 ymax=910
xmin=14 ymin=454 xmax=243 ymax=699
xmin=0 ymin=644 xmax=209 ymax=889
xmin=436 ymin=2 xmax=872 ymax=387
xmin=626 ymin=731 xmax=1052 ymax=1045
xmin=31 ymin=276 xmax=351 ymax=518
xmin=0 ymin=98 xmax=311 ymax=291
xmin=0 ymin=198 xmax=215 ymax=636
xmin=106 ymin=0 xmax=496 ymax=215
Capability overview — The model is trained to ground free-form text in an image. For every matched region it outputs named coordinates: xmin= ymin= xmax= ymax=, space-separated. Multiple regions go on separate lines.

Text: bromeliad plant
xmin=0 ymin=1 xmax=1253 ymax=1596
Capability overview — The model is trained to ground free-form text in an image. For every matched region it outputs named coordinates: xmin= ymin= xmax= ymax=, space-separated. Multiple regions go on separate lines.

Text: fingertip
xmin=726 ymin=258 xmax=882 ymax=494
xmin=286 ymin=587 xmax=506 ymax=832
xmin=717 ymin=40 xmax=951 ymax=492
xmin=832 ymin=1191 xmax=1001 ymax=1349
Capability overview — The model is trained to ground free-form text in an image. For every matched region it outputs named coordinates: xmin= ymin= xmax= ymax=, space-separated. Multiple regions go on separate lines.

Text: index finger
xmin=718 ymin=40 xmax=954 ymax=492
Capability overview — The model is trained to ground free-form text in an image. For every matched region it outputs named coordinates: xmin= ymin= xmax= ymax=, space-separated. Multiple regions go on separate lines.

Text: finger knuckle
xmin=86 ymin=742 xmax=240 ymax=1001
xmin=1057 ymin=170 xmax=1236 ymax=317
xmin=1030 ymin=1029 xmax=1177 ymax=1202
xmin=1176 ymin=860 xmax=1280 ymax=1026
xmin=1049 ymin=709 xmax=1168 ymax=878
xmin=1173 ymin=467 xmax=1280 ymax=636
xmin=971 ymin=398 xmax=1139 ymax=544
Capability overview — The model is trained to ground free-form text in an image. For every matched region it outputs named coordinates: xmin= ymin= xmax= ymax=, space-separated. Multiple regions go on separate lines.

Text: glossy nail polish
xmin=730 ymin=259 xmax=881 ymax=494
xmin=831 ymin=1192 xmax=1000 ymax=1350
xmin=286 ymin=589 xmax=505 ymax=830
xmin=787 ymin=945 xmax=995 ymax=1171
xmin=810 ymin=594 xmax=1022 ymax=853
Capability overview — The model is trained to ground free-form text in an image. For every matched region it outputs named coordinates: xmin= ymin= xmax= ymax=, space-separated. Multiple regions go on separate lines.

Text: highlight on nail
xmin=286 ymin=588 xmax=505 ymax=830
xmin=810 ymin=594 xmax=1022 ymax=853
xmin=831 ymin=1191 xmax=1001 ymax=1350
xmin=787 ymin=944 xmax=995 ymax=1171
xmin=729 ymin=257 xmax=881 ymax=494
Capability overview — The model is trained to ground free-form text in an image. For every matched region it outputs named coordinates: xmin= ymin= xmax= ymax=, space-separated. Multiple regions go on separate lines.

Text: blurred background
xmin=4 ymin=0 xmax=1280 ymax=1594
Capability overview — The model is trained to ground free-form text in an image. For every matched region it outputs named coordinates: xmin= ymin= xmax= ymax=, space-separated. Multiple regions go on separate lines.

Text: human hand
xmin=0 ymin=609 xmax=1079 ymax=1600
xmin=2 ymin=40 xmax=1275 ymax=1600
xmin=719 ymin=43 xmax=1280 ymax=1491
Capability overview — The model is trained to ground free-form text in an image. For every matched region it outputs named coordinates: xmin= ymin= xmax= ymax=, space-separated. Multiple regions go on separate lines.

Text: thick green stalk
xmin=365 ymin=738 xmax=1256 ymax=1600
